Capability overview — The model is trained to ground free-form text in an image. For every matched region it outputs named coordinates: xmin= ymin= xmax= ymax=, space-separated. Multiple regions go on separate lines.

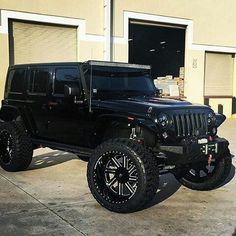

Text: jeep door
xmin=26 ymin=66 xmax=52 ymax=137
xmin=46 ymin=66 xmax=89 ymax=146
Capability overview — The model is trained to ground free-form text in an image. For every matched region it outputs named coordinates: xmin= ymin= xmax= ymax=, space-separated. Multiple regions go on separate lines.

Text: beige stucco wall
xmin=184 ymin=49 xmax=205 ymax=105
xmin=234 ymin=59 xmax=236 ymax=98
xmin=112 ymin=43 xmax=128 ymax=62
xmin=2 ymin=0 xmax=236 ymax=47
xmin=0 ymin=33 xmax=9 ymax=100
xmin=209 ymin=99 xmax=232 ymax=118
xmin=113 ymin=0 xmax=236 ymax=47
xmin=0 ymin=0 xmax=104 ymax=35
xmin=79 ymin=41 xmax=104 ymax=61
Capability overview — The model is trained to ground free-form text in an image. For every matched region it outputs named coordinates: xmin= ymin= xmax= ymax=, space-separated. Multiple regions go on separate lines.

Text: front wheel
xmin=174 ymin=151 xmax=232 ymax=191
xmin=87 ymin=139 xmax=159 ymax=213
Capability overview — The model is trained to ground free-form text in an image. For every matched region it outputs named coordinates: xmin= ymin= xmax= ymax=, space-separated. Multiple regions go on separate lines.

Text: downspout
xmin=104 ymin=0 xmax=112 ymax=61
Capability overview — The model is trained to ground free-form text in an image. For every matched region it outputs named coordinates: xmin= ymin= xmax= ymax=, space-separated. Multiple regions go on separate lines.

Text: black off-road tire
xmin=175 ymin=151 xmax=232 ymax=191
xmin=0 ymin=121 xmax=33 ymax=172
xmin=87 ymin=138 xmax=159 ymax=213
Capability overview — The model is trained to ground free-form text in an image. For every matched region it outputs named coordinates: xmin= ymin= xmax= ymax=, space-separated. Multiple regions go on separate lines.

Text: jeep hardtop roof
xmin=9 ymin=61 xmax=151 ymax=70
xmin=8 ymin=62 xmax=81 ymax=69
xmin=85 ymin=60 xmax=151 ymax=70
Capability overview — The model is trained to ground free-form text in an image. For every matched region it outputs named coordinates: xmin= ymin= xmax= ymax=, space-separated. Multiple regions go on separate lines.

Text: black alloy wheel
xmin=0 ymin=121 xmax=33 ymax=172
xmin=184 ymin=159 xmax=218 ymax=183
xmin=95 ymin=150 xmax=138 ymax=201
xmin=175 ymin=151 xmax=232 ymax=190
xmin=87 ymin=138 xmax=159 ymax=213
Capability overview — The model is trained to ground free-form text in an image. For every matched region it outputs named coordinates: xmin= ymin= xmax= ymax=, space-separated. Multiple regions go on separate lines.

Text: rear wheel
xmin=174 ymin=151 xmax=232 ymax=190
xmin=87 ymin=138 xmax=159 ymax=213
xmin=0 ymin=121 xmax=33 ymax=172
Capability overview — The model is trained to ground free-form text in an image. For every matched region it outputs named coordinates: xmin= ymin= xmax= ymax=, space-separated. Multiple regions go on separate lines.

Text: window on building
xmin=8 ymin=69 xmax=25 ymax=93
xmin=54 ymin=67 xmax=80 ymax=94
xmin=29 ymin=69 xmax=50 ymax=94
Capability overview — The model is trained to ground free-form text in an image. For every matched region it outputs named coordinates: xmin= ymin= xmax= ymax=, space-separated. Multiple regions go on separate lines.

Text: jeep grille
xmin=173 ymin=113 xmax=208 ymax=137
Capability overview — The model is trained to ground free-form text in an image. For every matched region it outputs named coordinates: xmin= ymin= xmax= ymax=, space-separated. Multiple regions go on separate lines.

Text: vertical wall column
xmin=104 ymin=0 xmax=112 ymax=61
xmin=232 ymin=56 xmax=236 ymax=117
xmin=184 ymin=50 xmax=205 ymax=105
xmin=0 ymin=33 xmax=10 ymax=100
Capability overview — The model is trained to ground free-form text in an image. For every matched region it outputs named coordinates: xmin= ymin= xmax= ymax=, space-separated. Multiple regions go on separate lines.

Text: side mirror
xmin=64 ymin=84 xmax=81 ymax=98
xmin=156 ymin=88 xmax=163 ymax=97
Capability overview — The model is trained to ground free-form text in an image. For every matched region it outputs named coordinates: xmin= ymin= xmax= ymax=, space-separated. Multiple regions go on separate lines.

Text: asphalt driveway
xmin=0 ymin=119 xmax=235 ymax=236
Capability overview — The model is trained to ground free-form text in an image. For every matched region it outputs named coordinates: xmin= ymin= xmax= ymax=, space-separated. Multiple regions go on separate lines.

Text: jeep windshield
xmin=83 ymin=64 xmax=156 ymax=99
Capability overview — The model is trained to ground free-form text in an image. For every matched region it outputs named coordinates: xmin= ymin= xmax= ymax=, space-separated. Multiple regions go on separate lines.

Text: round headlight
xmin=157 ymin=113 xmax=169 ymax=128
xmin=207 ymin=112 xmax=216 ymax=125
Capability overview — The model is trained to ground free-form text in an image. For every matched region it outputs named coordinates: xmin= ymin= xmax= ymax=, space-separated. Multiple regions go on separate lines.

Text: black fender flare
xmin=0 ymin=105 xmax=22 ymax=122
xmin=94 ymin=114 xmax=158 ymax=133
xmin=91 ymin=114 xmax=159 ymax=148
xmin=0 ymin=105 xmax=36 ymax=134
xmin=215 ymin=113 xmax=226 ymax=127
xmin=132 ymin=117 xmax=159 ymax=133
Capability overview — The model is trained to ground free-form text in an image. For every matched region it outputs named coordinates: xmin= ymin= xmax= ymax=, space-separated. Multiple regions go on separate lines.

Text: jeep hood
xmin=93 ymin=96 xmax=211 ymax=115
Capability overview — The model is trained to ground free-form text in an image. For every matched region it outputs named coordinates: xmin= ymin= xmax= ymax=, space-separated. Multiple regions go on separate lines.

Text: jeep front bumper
xmin=159 ymin=137 xmax=230 ymax=165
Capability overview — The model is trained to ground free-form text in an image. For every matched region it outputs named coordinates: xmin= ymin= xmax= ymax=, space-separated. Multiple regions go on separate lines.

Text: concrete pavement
xmin=0 ymin=119 xmax=235 ymax=236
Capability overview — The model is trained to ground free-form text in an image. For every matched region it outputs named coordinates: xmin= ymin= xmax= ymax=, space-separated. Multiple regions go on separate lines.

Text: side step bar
xmin=32 ymin=138 xmax=93 ymax=157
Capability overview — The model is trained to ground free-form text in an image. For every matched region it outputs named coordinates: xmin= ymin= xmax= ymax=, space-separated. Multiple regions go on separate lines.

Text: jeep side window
xmin=54 ymin=67 xmax=80 ymax=95
xmin=8 ymin=69 xmax=25 ymax=93
xmin=29 ymin=69 xmax=50 ymax=94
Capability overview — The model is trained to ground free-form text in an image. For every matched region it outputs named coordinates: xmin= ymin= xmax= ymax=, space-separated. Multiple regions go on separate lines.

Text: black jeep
xmin=0 ymin=60 xmax=232 ymax=213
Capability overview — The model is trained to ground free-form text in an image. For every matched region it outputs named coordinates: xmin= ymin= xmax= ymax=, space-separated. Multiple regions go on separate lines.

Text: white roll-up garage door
xmin=10 ymin=21 xmax=77 ymax=64
xmin=204 ymin=52 xmax=234 ymax=96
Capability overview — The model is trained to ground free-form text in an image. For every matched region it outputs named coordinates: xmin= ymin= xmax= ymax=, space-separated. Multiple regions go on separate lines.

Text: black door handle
xmin=48 ymin=101 xmax=58 ymax=106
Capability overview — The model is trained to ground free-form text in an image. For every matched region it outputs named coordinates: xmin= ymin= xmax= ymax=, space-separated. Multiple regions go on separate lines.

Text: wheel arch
xmin=215 ymin=113 xmax=226 ymax=127
xmin=0 ymin=105 xmax=33 ymax=134
xmin=91 ymin=114 xmax=158 ymax=147
xmin=0 ymin=105 xmax=22 ymax=122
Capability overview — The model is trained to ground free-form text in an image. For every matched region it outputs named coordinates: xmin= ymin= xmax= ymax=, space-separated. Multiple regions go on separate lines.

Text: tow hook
xmin=208 ymin=154 xmax=213 ymax=172
xmin=130 ymin=128 xmax=137 ymax=139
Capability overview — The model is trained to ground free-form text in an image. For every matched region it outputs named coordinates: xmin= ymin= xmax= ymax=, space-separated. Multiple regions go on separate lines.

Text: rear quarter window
xmin=28 ymin=68 xmax=50 ymax=94
xmin=7 ymin=69 xmax=26 ymax=93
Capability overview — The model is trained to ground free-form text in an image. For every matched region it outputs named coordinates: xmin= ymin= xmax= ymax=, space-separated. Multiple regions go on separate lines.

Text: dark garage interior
xmin=129 ymin=21 xmax=186 ymax=79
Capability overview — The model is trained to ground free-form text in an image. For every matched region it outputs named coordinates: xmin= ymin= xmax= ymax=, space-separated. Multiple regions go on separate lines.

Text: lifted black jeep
xmin=0 ymin=61 xmax=232 ymax=213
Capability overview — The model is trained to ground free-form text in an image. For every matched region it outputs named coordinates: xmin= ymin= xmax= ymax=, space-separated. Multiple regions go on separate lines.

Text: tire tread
xmin=0 ymin=121 xmax=33 ymax=172
xmin=87 ymin=138 xmax=159 ymax=213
